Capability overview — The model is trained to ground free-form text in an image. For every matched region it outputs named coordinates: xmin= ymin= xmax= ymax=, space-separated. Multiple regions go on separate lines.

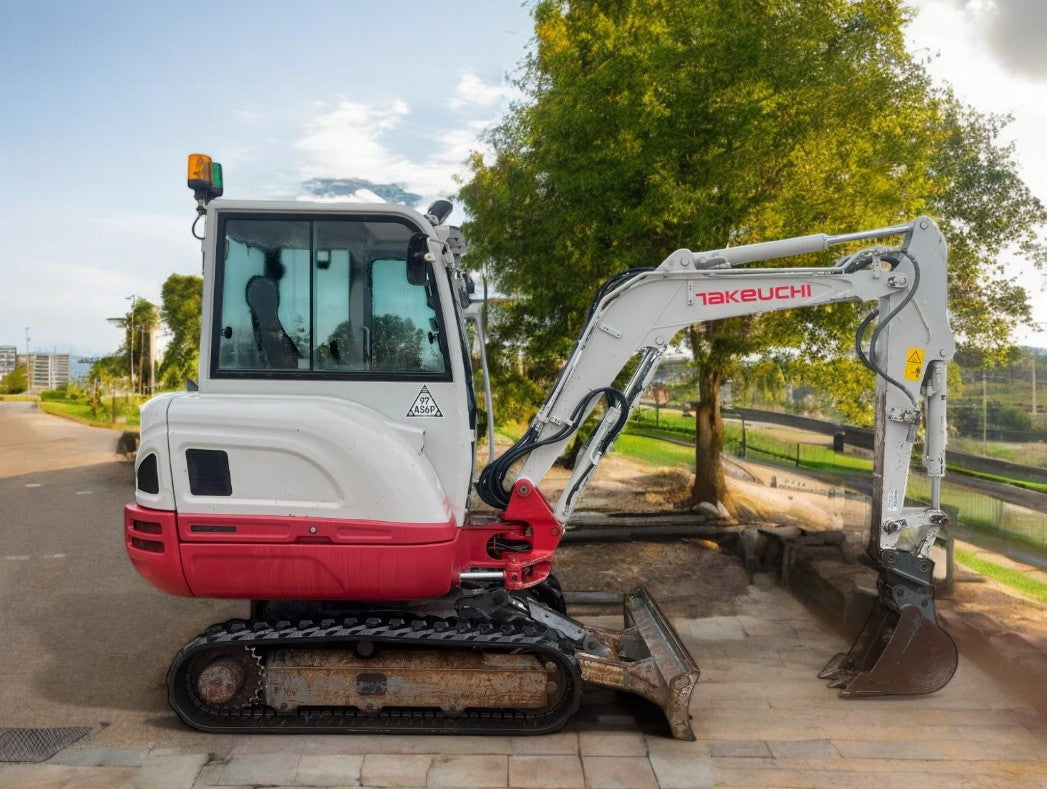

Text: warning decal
xmin=904 ymin=347 xmax=925 ymax=381
xmin=406 ymin=385 xmax=443 ymax=417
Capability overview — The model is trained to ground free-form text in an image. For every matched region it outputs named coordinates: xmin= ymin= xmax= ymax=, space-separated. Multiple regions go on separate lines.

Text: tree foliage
xmin=158 ymin=273 xmax=203 ymax=389
xmin=0 ymin=363 xmax=27 ymax=394
xmin=95 ymin=296 xmax=160 ymax=392
xmin=459 ymin=0 xmax=1045 ymax=508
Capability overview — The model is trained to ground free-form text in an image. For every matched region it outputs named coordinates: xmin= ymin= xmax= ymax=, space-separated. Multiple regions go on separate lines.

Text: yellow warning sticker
xmin=904 ymin=347 xmax=925 ymax=381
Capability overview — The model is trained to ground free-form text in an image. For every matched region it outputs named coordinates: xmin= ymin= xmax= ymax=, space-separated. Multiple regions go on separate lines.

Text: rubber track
xmin=167 ymin=612 xmax=583 ymax=735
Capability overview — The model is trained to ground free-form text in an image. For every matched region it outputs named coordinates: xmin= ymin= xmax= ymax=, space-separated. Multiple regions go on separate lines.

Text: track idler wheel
xmin=188 ymin=646 xmax=263 ymax=708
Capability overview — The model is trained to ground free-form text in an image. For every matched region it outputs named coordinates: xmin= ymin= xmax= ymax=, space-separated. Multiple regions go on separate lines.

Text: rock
xmin=696 ymin=501 xmax=721 ymax=519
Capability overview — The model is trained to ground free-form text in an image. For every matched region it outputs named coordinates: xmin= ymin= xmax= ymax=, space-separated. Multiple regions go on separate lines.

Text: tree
xmin=460 ymin=0 xmax=1044 ymax=510
xmin=101 ymin=297 xmax=160 ymax=393
xmin=158 ymin=274 xmax=203 ymax=389
xmin=0 ymin=363 xmax=27 ymax=394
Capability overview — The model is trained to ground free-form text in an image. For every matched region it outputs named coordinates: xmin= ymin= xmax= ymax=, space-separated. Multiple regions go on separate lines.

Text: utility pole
xmin=126 ymin=295 xmax=136 ymax=395
xmin=982 ymin=369 xmax=988 ymax=447
xmin=1032 ymin=351 xmax=1038 ymax=416
xmin=149 ymin=323 xmax=156 ymax=395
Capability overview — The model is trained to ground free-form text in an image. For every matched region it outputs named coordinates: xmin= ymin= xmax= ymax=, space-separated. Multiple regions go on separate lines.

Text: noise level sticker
xmin=407 ymin=385 xmax=443 ymax=417
xmin=904 ymin=347 xmax=925 ymax=381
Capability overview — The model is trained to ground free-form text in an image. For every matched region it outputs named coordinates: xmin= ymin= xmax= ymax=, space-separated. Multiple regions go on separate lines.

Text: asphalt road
xmin=0 ymin=401 xmax=241 ymax=749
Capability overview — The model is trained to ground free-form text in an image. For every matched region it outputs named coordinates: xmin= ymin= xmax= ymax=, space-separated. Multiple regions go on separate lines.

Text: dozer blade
xmin=577 ymin=587 xmax=700 ymax=740
xmin=820 ymin=604 xmax=957 ymax=697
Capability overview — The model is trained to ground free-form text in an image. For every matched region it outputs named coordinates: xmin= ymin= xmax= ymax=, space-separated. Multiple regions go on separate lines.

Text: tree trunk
xmin=689 ymin=325 xmax=737 ymax=513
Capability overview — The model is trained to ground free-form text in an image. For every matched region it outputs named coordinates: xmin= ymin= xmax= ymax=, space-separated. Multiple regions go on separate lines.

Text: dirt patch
xmin=553 ymin=539 xmax=751 ymax=618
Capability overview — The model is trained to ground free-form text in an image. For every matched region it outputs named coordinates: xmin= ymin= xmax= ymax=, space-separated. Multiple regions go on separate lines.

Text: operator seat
xmin=245 ymin=276 xmax=302 ymax=369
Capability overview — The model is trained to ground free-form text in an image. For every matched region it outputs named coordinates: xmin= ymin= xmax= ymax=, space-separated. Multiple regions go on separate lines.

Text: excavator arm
xmin=478 ymin=216 xmax=958 ymax=700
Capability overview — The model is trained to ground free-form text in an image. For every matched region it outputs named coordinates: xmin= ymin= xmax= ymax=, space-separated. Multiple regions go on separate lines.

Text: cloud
xmin=296 ymin=100 xmax=415 ymax=183
xmin=942 ymin=0 xmax=1047 ymax=80
xmin=450 ymin=71 xmax=512 ymax=110
xmin=294 ymin=93 xmax=504 ymax=202
xmin=983 ymin=0 xmax=1047 ymax=79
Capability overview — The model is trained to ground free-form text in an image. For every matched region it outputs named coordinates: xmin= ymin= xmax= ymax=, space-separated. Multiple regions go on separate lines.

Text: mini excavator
xmin=124 ymin=154 xmax=958 ymax=738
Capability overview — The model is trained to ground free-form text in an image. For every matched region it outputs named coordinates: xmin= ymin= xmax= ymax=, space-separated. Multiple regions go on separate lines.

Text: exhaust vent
xmin=186 ymin=449 xmax=232 ymax=496
xmin=136 ymin=453 xmax=160 ymax=494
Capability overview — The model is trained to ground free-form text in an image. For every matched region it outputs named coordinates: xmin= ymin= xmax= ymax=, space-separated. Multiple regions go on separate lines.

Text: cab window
xmin=213 ymin=215 xmax=450 ymax=379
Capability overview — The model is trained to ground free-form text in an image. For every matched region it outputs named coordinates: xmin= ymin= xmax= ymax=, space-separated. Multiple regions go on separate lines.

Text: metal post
xmin=1032 ymin=352 xmax=1037 ymax=416
xmin=982 ymin=370 xmax=988 ymax=447
xmin=127 ymin=295 xmax=136 ymax=395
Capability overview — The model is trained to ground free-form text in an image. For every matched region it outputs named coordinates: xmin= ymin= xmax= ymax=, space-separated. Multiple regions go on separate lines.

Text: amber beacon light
xmin=187 ymin=153 xmax=223 ymax=203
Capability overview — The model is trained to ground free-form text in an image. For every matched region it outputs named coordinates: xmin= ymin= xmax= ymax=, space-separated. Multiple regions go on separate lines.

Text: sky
xmin=1 ymin=0 xmax=1046 ymax=358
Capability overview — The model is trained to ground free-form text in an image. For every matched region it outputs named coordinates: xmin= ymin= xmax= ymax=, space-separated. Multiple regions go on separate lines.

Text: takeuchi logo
xmin=693 ymin=284 xmax=813 ymax=306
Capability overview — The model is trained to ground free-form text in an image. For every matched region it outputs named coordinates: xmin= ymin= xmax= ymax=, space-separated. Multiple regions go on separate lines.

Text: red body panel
xmin=125 ymin=504 xmax=459 ymax=600
xmin=179 ymin=541 xmax=458 ymax=599
xmin=125 ymin=483 xmax=563 ymax=601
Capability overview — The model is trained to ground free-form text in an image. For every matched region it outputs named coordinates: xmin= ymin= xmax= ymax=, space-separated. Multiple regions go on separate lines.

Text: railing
xmin=721 ymin=418 xmax=1047 ymax=549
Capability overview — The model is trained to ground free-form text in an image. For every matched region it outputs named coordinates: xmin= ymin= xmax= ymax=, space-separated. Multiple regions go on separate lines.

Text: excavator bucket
xmin=819 ymin=603 xmax=957 ymax=697
xmin=576 ymin=587 xmax=700 ymax=740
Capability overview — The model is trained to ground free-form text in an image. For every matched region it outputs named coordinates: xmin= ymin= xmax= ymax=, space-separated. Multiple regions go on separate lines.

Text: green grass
xmin=610 ymin=433 xmax=694 ymax=468
xmin=945 ymin=464 xmax=1047 ymax=494
xmin=39 ymin=400 xmax=140 ymax=429
xmin=954 ymin=548 xmax=1047 ymax=604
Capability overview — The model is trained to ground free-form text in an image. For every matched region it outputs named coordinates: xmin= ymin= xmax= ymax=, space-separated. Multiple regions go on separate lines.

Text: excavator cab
xmin=127 ymin=200 xmax=480 ymax=601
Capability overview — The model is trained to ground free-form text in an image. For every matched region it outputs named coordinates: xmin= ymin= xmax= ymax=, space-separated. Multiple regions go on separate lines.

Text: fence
xmin=723 ymin=418 xmax=1047 ymax=549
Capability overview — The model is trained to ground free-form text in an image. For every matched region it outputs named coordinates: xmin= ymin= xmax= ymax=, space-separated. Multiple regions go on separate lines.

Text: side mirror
xmin=406 ymin=233 xmax=430 ymax=286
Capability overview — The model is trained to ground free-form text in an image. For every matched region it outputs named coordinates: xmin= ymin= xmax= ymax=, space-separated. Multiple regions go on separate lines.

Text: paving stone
xmin=508 ymin=754 xmax=584 ymax=788
xmin=674 ymin=617 xmax=746 ymax=641
xmin=766 ymin=739 xmax=840 ymax=759
xmin=711 ymin=765 xmax=969 ymax=788
xmin=934 ymin=739 xmax=1047 ymax=762
xmin=708 ymin=755 xmax=778 ymax=770
xmin=706 ymin=740 xmax=772 ymax=758
xmin=360 ymin=754 xmax=432 ymax=787
xmin=217 ymin=753 xmax=299 ymax=785
xmin=229 ymin=733 xmax=513 ymax=757
xmin=294 ymin=754 xmax=364 ymax=786
xmin=510 ymin=731 xmax=579 ymax=755
xmin=693 ymin=721 xmax=830 ymax=741
xmin=581 ymin=756 xmax=658 ymax=789
xmin=47 ymin=747 xmax=146 ymax=767
xmin=190 ymin=757 xmax=228 ymax=787
xmin=645 ymin=736 xmax=713 ymax=789
xmin=578 ymin=731 xmax=646 ymax=756
xmin=135 ymin=752 xmax=210 ymax=789
xmin=737 ymin=615 xmax=797 ymax=638
xmin=425 ymin=754 xmax=507 ymax=787
xmin=831 ymin=739 xmax=946 ymax=760
xmin=0 ymin=763 xmax=139 ymax=788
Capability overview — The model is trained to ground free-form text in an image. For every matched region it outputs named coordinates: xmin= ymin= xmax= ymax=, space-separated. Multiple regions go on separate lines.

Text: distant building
xmin=27 ymin=354 xmax=70 ymax=392
xmin=0 ymin=346 xmax=16 ymax=376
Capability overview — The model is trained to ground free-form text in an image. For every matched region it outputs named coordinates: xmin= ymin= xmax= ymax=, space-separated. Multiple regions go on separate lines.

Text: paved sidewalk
xmin=1 ymin=581 xmax=1043 ymax=788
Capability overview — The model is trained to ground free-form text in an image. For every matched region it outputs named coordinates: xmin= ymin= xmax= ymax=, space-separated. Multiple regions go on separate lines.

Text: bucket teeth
xmin=577 ymin=587 xmax=700 ymax=740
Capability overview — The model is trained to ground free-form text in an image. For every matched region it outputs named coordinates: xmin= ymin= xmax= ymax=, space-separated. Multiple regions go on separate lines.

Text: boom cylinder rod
xmin=826 ymin=223 xmax=912 ymax=246
xmin=695 ymin=222 xmax=912 ymax=268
